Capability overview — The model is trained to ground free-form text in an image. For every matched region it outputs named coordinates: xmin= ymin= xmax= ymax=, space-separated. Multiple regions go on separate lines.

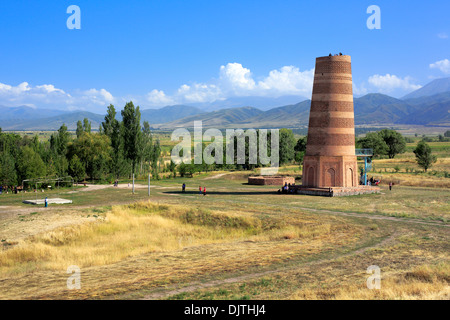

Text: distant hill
xmin=0 ymin=105 xmax=68 ymax=122
xmin=140 ymin=105 xmax=203 ymax=124
xmin=399 ymin=101 xmax=450 ymax=126
xmin=191 ymin=95 xmax=309 ymax=111
xmin=243 ymin=100 xmax=311 ymax=128
xmin=353 ymin=94 xmax=417 ymax=124
xmin=402 ymin=77 xmax=450 ymax=99
xmin=1 ymin=111 xmax=104 ymax=131
xmin=154 ymin=106 xmax=264 ymax=129
xmin=1 ymin=78 xmax=450 ymax=130
xmin=155 ymin=100 xmax=312 ymax=129
xmin=0 ymin=105 xmax=203 ymax=131
xmin=403 ymin=91 xmax=450 ymax=107
xmin=398 ymin=92 xmax=450 ymax=126
xmin=155 ymin=92 xmax=450 ymax=129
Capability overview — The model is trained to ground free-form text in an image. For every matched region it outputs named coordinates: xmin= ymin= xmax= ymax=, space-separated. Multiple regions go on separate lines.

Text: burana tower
xmin=302 ymin=54 xmax=358 ymax=188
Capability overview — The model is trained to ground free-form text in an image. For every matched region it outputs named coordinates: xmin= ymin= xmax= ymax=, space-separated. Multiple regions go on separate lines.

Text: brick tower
xmin=302 ymin=54 xmax=358 ymax=188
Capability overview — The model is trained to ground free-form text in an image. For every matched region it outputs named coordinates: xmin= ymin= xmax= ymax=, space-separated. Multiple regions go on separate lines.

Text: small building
xmin=248 ymin=176 xmax=295 ymax=186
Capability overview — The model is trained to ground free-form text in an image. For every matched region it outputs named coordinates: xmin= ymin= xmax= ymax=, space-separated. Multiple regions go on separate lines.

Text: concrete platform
xmin=23 ymin=198 xmax=73 ymax=205
xmin=284 ymin=186 xmax=380 ymax=197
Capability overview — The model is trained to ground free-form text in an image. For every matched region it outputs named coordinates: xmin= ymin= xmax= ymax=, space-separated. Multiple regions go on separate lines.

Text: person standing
xmin=199 ymin=186 xmax=202 ymax=195
xmin=45 ymin=197 xmax=48 ymax=208
xmin=389 ymin=181 xmax=392 ymax=191
xmin=182 ymin=183 xmax=186 ymax=193
xmin=203 ymin=187 xmax=206 ymax=196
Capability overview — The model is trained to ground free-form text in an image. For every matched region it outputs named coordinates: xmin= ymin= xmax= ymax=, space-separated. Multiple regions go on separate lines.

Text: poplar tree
xmin=121 ymin=101 xmax=142 ymax=174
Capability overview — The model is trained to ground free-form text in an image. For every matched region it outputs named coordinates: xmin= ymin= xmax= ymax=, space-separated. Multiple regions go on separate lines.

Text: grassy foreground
xmin=0 ymin=167 xmax=449 ymax=300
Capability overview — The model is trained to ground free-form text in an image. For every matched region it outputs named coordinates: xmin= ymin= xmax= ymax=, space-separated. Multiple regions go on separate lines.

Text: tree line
xmin=174 ymin=128 xmax=299 ymax=177
xmin=0 ymin=116 xmax=440 ymax=189
xmin=0 ymin=102 xmax=161 ymax=189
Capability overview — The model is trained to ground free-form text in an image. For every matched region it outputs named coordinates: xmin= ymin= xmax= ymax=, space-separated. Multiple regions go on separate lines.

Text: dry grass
xmin=373 ymin=172 xmax=450 ymax=188
xmin=1 ymin=166 xmax=448 ymax=300
xmin=164 ymin=223 xmax=449 ymax=301
xmin=0 ymin=201 xmax=341 ymax=278
xmin=291 ymin=263 xmax=450 ymax=300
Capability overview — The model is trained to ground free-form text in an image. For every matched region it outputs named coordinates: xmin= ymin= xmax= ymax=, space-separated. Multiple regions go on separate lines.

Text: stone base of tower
xmin=292 ymin=185 xmax=380 ymax=197
xmin=302 ymin=155 xmax=358 ymax=188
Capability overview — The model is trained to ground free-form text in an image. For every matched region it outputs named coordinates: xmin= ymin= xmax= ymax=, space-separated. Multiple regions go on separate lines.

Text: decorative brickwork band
xmin=308 ymin=117 xmax=355 ymax=128
xmin=312 ymin=82 xmax=353 ymax=95
xmin=310 ymin=101 xmax=355 ymax=112
xmin=307 ymin=134 xmax=355 ymax=146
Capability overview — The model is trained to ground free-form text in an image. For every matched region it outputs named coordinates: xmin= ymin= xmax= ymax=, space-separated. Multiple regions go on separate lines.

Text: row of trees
xmin=0 ymin=112 xmax=299 ymax=186
xmin=356 ymin=129 xmax=437 ymax=171
xmin=0 ymin=118 xmax=440 ymax=187
xmin=293 ymin=129 xmax=437 ymax=172
xmin=173 ymin=128 xmax=298 ymax=177
xmin=356 ymin=129 xmax=407 ymax=159
xmin=0 ymin=102 xmax=162 ymax=188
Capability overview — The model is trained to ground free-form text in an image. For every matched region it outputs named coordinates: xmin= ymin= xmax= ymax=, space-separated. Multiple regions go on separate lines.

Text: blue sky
xmin=0 ymin=0 xmax=449 ymax=113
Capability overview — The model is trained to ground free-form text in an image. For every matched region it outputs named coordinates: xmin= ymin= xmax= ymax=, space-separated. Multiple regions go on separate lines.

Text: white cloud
xmin=0 ymin=62 xmax=315 ymax=111
xmin=429 ymin=59 xmax=450 ymax=74
xmin=36 ymin=84 xmax=66 ymax=94
xmin=176 ymin=83 xmax=222 ymax=103
xmin=437 ymin=33 xmax=448 ymax=39
xmin=367 ymin=74 xmax=422 ymax=93
xmin=257 ymin=66 xmax=314 ymax=96
xmin=219 ymin=63 xmax=256 ymax=92
xmin=0 ymin=82 xmax=31 ymax=95
xmin=144 ymin=62 xmax=315 ymax=107
xmin=81 ymin=88 xmax=115 ymax=105
xmin=147 ymin=89 xmax=175 ymax=106
xmin=0 ymin=81 xmax=68 ymax=105
xmin=0 ymin=81 xmax=116 ymax=112
xmin=217 ymin=63 xmax=314 ymax=97
xmin=1 ymin=62 xmax=315 ymax=110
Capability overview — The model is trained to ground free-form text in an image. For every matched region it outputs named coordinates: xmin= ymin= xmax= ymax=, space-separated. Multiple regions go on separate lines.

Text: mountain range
xmin=1 ymin=77 xmax=449 ymax=131
xmin=402 ymin=77 xmax=450 ymax=99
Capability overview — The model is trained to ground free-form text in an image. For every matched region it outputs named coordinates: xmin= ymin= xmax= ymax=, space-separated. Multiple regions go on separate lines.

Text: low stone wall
xmin=248 ymin=176 xmax=295 ymax=186
xmin=294 ymin=186 xmax=380 ymax=197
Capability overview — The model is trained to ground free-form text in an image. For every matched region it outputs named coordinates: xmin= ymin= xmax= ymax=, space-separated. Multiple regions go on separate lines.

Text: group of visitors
xmin=366 ymin=177 xmax=381 ymax=186
xmin=199 ymin=186 xmax=206 ymax=196
xmin=180 ymin=183 xmax=207 ymax=196
xmin=279 ymin=182 xmax=296 ymax=194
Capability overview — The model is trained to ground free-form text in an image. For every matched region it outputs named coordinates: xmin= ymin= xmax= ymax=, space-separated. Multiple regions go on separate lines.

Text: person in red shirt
xmin=203 ymin=187 xmax=206 ymax=196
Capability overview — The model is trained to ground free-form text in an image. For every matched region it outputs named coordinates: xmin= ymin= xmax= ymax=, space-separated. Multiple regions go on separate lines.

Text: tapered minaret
xmin=302 ymin=54 xmax=358 ymax=188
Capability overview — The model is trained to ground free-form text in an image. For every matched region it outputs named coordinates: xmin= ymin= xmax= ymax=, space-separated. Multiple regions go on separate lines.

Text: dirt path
xmin=203 ymin=173 xmax=231 ymax=180
xmin=142 ymin=232 xmax=398 ymax=300
xmin=78 ymin=184 xmax=112 ymax=192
